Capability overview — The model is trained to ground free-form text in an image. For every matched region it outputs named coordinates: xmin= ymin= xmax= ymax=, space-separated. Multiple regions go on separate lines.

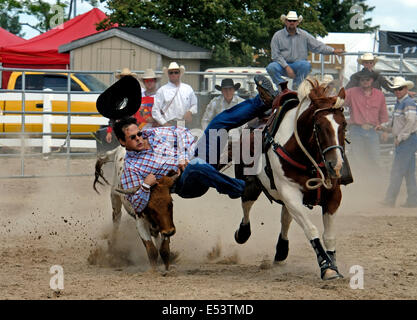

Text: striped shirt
xmin=392 ymin=94 xmax=417 ymax=142
xmin=271 ymin=28 xmax=335 ymax=68
xmin=120 ymin=126 xmax=196 ymax=214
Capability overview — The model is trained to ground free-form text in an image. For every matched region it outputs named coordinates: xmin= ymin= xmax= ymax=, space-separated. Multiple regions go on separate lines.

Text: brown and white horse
xmin=234 ymin=79 xmax=349 ymax=280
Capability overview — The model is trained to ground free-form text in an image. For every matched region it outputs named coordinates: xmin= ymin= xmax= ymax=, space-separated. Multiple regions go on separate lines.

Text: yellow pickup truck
xmin=0 ymin=71 xmax=108 ymax=134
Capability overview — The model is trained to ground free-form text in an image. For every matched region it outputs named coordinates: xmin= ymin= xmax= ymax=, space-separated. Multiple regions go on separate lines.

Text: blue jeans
xmin=266 ymin=60 xmax=311 ymax=88
xmin=194 ymin=94 xmax=267 ymax=167
xmin=348 ymin=124 xmax=381 ymax=174
xmin=385 ymin=133 xmax=417 ymax=205
xmin=175 ymin=158 xmax=245 ymax=199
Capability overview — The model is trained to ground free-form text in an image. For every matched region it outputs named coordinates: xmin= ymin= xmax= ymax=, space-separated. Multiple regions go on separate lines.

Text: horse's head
xmin=308 ymin=82 xmax=347 ymax=179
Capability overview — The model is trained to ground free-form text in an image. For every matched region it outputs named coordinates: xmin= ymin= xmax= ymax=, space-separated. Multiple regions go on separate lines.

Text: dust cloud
xmin=1 ymin=156 xmax=416 ymax=299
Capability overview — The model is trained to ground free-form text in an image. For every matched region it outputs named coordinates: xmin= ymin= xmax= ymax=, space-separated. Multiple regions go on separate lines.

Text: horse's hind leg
xmin=234 ymin=176 xmax=262 ymax=244
xmin=274 ymin=205 xmax=292 ymax=263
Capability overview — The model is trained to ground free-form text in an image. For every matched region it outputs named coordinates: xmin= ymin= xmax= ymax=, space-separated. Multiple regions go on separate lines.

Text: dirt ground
xmin=0 ymin=156 xmax=416 ymax=300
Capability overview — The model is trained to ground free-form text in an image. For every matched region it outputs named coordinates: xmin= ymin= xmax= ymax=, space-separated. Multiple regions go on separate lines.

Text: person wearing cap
xmin=106 ymin=68 xmax=161 ymax=143
xmin=201 ymin=78 xmax=244 ymax=130
xmin=152 ymin=62 xmax=198 ymax=127
xmin=266 ymin=11 xmax=344 ymax=90
xmin=137 ymin=68 xmax=161 ymax=128
xmin=346 ymin=53 xmax=394 ymax=92
xmin=380 ymin=77 xmax=417 ymax=208
xmin=344 ymin=68 xmax=389 ymax=174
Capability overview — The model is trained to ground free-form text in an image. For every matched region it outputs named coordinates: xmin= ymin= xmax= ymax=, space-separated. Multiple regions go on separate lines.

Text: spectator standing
xmin=345 ymin=53 xmax=394 ymax=92
xmin=152 ymin=62 xmax=198 ymax=127
xmin=381 ymin=77 xmax=417 ymax=208
xmin=266 ymin=11 xmax=343 ymax=90
xmin=201 ymin=78 xmax=244 ymax=130
xmin=137 ymin=68 xmax=161 ymax=129
xmin=344 ymin=68 xmax=389 ymax=173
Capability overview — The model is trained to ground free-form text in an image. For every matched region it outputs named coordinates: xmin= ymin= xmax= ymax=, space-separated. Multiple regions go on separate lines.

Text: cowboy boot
xmin=254 ymin=75 xmax=277 ymax=108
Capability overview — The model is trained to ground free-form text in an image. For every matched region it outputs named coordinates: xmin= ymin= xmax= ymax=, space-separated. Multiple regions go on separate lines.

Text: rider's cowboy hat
xmin=163 ymin=62 xmax=185 ymax=77
xmin=96 ymin=75 xmax=142 ymax=119
xmin=139 ymin=68 xmax=161 ymax=80
xmin=280 ymin=11 xmax=303 ymax=23
xmin=215 ymin=78 xmax=241 ymax=91
xmin=115 ymin=67 xmax=138 ymax=79
xmin=357 ymin=53 xmax=379 ymax=64
xmin=388 ymin=76 xmax=414 ymax=90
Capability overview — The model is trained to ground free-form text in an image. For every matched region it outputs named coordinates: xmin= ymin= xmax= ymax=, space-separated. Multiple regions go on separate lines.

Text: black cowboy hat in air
xmin=356 ymin=68 xmax=378 ymax=81
xmin=215 ymin=78 xmax=241 ymax=91
xmin=96 ymin=75 xmax=142 ymax=119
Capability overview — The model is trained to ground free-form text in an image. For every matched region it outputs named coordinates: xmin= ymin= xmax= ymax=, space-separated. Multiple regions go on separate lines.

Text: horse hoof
xmin=322 ymin=268 xmax=344 ymax=281
xmin=274 ymin=233 xmax=289 ymax=262
xmin=234 ymin=221 xmax=251 ymax=244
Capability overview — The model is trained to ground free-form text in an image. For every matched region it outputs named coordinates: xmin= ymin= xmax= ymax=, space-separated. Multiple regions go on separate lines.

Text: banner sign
xmin=379 ymin=31 xmax=417 ymax=58
xmin=308 ymin=44 xmax=345 ymax=69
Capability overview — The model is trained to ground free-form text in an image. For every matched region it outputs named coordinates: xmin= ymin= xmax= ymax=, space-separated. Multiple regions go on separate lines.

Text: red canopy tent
xmin=0 ymin=28 xmax=26 ymax=47
xmin=0 ymin=8 xmax=107 ymax=88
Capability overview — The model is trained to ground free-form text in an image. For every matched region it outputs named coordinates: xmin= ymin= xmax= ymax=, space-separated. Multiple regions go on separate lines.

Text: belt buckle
xmin=361 ymin=124 xmax=373 ymax=130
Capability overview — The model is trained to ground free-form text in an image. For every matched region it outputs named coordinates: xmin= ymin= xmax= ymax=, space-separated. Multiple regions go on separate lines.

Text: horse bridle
xmin=312 ymin=107 xmax=345 ymax=165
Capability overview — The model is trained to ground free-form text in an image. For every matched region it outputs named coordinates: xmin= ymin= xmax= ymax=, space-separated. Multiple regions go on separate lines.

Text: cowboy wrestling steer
xmin=94 ymin=145 xmax=177 ymax=270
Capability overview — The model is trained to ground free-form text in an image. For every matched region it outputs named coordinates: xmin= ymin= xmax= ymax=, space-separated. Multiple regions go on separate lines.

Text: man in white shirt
xmin=152 ymin=62 xmax=198 ymax=127
xmin=201 ymin=78 xmax=244 ymax=130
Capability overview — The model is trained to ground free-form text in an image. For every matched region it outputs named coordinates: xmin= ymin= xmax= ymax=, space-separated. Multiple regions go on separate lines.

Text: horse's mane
xmin=297 ymin=76 xmax=344 ymax=109
xmin=297 ymin=77 xmax=329 ymax=101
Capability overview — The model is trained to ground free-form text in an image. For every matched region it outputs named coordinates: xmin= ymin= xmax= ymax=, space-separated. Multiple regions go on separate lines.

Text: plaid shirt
xmin=120 ymin=126 xmax=195 ymax=214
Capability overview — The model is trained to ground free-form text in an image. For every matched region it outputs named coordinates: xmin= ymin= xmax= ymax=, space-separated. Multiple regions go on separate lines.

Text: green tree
xmin=318 ymin=0 xmax=378 ymax=33
xmin=98 ymin=0 xmax=377 ymax=68
xmin=0 ymin=0 xmax=24 ymax=36
xmin=99 ymin=0 xmax=330 ymax=68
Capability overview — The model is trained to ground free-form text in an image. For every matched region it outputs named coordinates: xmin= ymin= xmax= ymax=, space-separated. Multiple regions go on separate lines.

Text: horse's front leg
xmin=234 ymin=176 xmax=262 ymax=244
xmin=274 ymin=205 xmax=292 ymax=263
xmin=321 ymin=212 xmax=343 ymax=279
xmin=282 ymin=188 xmax=340 ymax=280
xmin=321 ymin=187 xmax=343 ymax=279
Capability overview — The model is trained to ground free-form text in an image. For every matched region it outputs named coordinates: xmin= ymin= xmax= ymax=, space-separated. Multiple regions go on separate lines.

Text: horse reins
xmin=293 ymin=96 xmax=344 ymax=190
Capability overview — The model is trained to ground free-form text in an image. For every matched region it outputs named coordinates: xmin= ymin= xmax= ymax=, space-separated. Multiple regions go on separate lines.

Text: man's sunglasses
xmin=168 ymin=71 xmax=180 ymax=75
xmin=394 ymin=86 xmax=406 ymax=91
xmin=128 ymin=132 xmax=143 ymax=140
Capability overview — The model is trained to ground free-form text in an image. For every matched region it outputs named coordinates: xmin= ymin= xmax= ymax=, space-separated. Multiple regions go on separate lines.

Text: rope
xmin=293 ymin=96 xmax=333 ymax=190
